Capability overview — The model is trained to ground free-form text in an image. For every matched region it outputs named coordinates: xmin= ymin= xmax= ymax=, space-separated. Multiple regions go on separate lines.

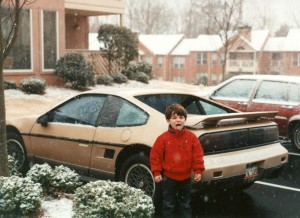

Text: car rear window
xmin=212 ymin=79 xmax=256 ymax=100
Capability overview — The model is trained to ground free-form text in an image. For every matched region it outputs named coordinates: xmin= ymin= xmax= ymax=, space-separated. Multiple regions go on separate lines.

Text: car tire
xmin=119 ymin=153 xmax=156 ymax=198
xmin=7 ymin=131 xmax=29 ymax=174
xmin=291 ymin=123 xmax=300 ymax=151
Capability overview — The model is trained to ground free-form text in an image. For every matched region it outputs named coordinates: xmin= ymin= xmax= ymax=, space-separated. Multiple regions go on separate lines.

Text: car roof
xmin=228 ymin=74 xmax=300 ymax=83
xmin=83 ymin=87 xmax=199 ymax=96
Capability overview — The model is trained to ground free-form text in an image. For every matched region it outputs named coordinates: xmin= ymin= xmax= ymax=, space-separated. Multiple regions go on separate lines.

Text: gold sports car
xmin=6 ymin=88 xmax=288 ymax=197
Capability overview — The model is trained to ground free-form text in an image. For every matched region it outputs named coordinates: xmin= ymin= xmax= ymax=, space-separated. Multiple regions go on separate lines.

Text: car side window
xmin=254 ymin=81 xmax=288 ymax=102
xmin=199 ymin=100 xmax=230 ymax=115
xmin=212 ymin=79 xmax=256 ymax=100
xmin=50 ymin=95 xmax=106 ymax=126
xmin=288 ymin=83 xmax=300 ymax=103
xmin=98 ymin=95 xmax=148 ymax=127
xmin=116 ymin=101 xmax=148 ymax=126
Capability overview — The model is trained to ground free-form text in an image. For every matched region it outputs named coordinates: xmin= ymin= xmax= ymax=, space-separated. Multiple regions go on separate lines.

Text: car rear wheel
xmin=291 ymin=123 xmax=300 ymax=151
xmin=7 ymin=131 xmax=29 ymax=174
xmin=119 ymin=153 xmax=155 ymax=198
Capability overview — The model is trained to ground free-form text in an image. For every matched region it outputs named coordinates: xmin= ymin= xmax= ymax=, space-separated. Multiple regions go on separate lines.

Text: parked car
xmin=209 ymin=74 xmax=300 ymax=151
xmin=6 ymin=88 xmax=288 ymax=197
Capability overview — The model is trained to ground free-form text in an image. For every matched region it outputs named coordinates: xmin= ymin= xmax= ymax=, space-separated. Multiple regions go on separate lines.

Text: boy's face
xmin=167 ymin=112 xmax=186 ymax=130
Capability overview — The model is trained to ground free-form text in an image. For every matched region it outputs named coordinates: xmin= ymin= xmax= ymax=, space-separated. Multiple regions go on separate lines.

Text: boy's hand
xmin=194 ymin=174 xmax=201 ymax=182
xmin=154 ymin=175 xmax=162 ymax=183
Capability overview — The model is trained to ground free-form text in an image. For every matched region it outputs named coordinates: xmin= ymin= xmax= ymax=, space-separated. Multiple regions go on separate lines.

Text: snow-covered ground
xmin=5 ymin=80 xmax=212 ymax=217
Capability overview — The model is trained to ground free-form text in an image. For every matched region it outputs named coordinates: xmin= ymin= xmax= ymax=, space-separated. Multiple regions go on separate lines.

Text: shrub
xmin=8 ymin=155 xmax=21 ymax=177
xmin=111 ymin=72 xmax=128 ymax=84
xmin=0 ymin=176 xmax=42 ymax=216
xmin=55 ymin=53 xmax=95 ymax=90
xmin=135 ymin=72 xmax=150 ymax=84
xmin=73 ymin=180 xmax=154 ymax=218
xmin=26 ymin=164 xmax=82 ymax=196
xmin=95 ymin=74 xmax=114 ymax=85
xmin=4 ymin=80 xmax=17 ymax=90
xmin=19 ymin=76 xmax=46 ymax=94
xmin=122 ymin=62 xmax=152 ymax=82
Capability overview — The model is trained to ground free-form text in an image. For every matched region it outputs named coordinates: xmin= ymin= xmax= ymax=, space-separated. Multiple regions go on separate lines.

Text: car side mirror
xmin=37 ymin=114 xmax=49 ymax=127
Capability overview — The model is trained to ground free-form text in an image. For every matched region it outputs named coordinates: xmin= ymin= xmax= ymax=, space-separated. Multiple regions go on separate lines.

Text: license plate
xmin=244 ymin=165 xmax=258 ymax=182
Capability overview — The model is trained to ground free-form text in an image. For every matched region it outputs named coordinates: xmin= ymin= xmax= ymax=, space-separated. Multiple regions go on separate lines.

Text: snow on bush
xmin=8 ymin=155 xmax=21 ymax=177
xmin=73 ymin=180 xmax=154 ymax=218
xmin=0 ymin=176 xmax=42 ymax=216
xmin=26 ymin=163 xmax=82 ymax=196
xmin=19 ymin=76 xmax=46 ymax=94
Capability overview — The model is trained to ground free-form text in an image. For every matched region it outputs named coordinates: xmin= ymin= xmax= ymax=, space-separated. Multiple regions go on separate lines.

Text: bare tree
xmin=0 ymin=0 xmax=35 ymax=177
xmin=201 ymin=0 xmax=243 ymax=80
xmin=126 ymin=0 xmax=176 ymax=34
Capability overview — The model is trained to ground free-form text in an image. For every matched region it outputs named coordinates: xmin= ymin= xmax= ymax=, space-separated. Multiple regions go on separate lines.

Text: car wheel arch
xmin=287 ymin=116 xmax=300 ymax=138
xmin=115 ymin=144 xmax=151 ymax=180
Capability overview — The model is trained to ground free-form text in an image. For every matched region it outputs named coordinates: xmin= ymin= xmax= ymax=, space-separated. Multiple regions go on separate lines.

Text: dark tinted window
xmin=135 ymin=94 xmax=233 ymax=115
xmin=212 ymin=79 xmax=256 ymax=99
xmin=50 ymin=95 xmax=106 ymax=126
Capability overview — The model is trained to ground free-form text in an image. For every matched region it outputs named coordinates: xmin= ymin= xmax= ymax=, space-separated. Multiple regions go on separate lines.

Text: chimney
xmin=237 ymin=25 xmax=252 ymax=41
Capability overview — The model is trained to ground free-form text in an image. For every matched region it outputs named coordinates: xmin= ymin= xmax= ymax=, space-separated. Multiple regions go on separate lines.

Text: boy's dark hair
xmin=165 ymin=103 xmax=187 ymax=120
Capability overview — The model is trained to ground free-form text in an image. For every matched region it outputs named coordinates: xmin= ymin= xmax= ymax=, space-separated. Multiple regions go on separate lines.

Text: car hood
xmin=185 ymin=111 xmax=278 ymax=129
xmin=6 ymin=116 xmax=39 ymax=134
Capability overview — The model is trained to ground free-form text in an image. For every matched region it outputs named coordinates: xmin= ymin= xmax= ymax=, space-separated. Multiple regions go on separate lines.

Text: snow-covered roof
xmin=171 ymin=35 xmax=222 ymax=55
xmin=248 ymin=30 xmax=269 ymax=50
xmin=138 ymin=34 xmax=184 ymax=55
xmin=283 ymin=29 xmax=300 ymax=51
xmin=263 ymin=37 xmax=285 ymax=51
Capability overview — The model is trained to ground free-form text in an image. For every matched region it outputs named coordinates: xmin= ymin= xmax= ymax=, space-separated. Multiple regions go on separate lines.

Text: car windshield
xmin=135 ymin=94 xmax=234 ymax=115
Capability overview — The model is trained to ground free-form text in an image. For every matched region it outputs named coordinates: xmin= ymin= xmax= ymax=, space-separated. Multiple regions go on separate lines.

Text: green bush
xmin=73 ymin=180 xmax=154 ymax=218
xmin=95 ymin=74 xmax=114 ymax=85
xmin=8 ymin=155 xmax=21 ymax=177
xmin=0 ymin=176 xmax=42 ymax=216
xmin=26 ymin=163 xmax=81 ymax=196
xmin=122 ymin=62 xmax=152 ymax=84
xmin=55 ymin=53 xmax=95 ymax=90
xmin=19 ymin=76 xmax=46 ymax=94
xmin=111 ymin=72 xmax=128 ymax=84
xmin=4 ymin=80 xmax=17 ymax=90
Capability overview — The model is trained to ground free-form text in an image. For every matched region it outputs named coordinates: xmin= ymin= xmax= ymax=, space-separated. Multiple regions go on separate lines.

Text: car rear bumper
xmin=193 ymin=142 xmax=288 ymax=190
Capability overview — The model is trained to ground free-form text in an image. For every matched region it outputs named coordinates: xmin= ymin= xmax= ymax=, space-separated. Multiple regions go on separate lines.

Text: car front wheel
xmin=119 ymin=153 xmax=155 ymax=198
xmin=7 ymin=131 xmax=28 ymax=174
xmin=291 ymin=123 xmax=300 ymax=151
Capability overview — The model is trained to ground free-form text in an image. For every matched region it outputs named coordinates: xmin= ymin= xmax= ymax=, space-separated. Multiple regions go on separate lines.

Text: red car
xmin=209 ymin=74 xmax=300 ymax=151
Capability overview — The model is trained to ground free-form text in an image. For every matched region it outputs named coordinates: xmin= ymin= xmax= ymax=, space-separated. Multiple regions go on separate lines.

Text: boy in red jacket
xmin=150 ymin=103 xmax=205 ymax=218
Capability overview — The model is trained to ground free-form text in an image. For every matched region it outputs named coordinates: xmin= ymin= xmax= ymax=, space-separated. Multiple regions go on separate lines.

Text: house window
xmin=3 ymin=9 xmax=31 ymax=70
xmin=196 ymin=72 xmax=208 ymax=85
xmin=157 ymin=56 xmax=164 ymax=68
xmin=229 ymin=52 xmax=237 ymax=60
xmin=42 ymin=10 xmax=58 ymax=70
xmin=145 ymin=56 xmax=153 ymax=65
xmin=173 ymin=56 xmax=185 ymax=69
xmin=272 ymin=53 xmax=282 ymax=60
xmin=197 ymin=53 xmax=207 ymax=65
xmin=293 ymin=53 xmax=300 ymax=66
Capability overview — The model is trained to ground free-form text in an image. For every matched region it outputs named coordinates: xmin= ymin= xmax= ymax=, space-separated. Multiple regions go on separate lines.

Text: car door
xmin=248 ymin=80 xmax=300 ymax=137
xmin=29 ymin=94 xmax=106 ymax=175
xmin=89 ymin=95 xmax=149 ymax=179
xmin=210 ymin=78 xmax=257 ymax=112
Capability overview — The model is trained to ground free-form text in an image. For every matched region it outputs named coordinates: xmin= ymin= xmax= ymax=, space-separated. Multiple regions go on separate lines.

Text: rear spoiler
xmin=186 ymin=111 xmax=278 ymax=128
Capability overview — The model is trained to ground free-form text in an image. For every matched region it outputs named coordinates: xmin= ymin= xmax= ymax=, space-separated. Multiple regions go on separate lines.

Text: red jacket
xmin=150 ymin=126 xmax=205 ymax=181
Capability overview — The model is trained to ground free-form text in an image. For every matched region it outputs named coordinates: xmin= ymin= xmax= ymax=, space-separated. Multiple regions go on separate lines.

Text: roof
xmin=283 ymin=29 xmax=300 ymax=51
xmin=171 ymin=35 xmax=223 ymax=55
xmin=138 ymin=34 xmax=184 ymax=55
xmin=263 ymin=37 xmax=285 ymax=51
xmin=226 ymin=74 xmax=300 ymax=83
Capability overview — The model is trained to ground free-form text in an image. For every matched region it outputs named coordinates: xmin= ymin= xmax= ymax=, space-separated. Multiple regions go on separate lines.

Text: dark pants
xmin=162 ymin=176 xmax=192 ymax=218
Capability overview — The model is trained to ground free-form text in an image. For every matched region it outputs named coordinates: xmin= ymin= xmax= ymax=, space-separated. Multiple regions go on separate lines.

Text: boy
xmin=150 ymin=103 xmax=205 ymax=218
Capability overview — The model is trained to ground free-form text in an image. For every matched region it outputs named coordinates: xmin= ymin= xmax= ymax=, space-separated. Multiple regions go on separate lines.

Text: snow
xmin=4 ymin=79 xmax=212 ymax=217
